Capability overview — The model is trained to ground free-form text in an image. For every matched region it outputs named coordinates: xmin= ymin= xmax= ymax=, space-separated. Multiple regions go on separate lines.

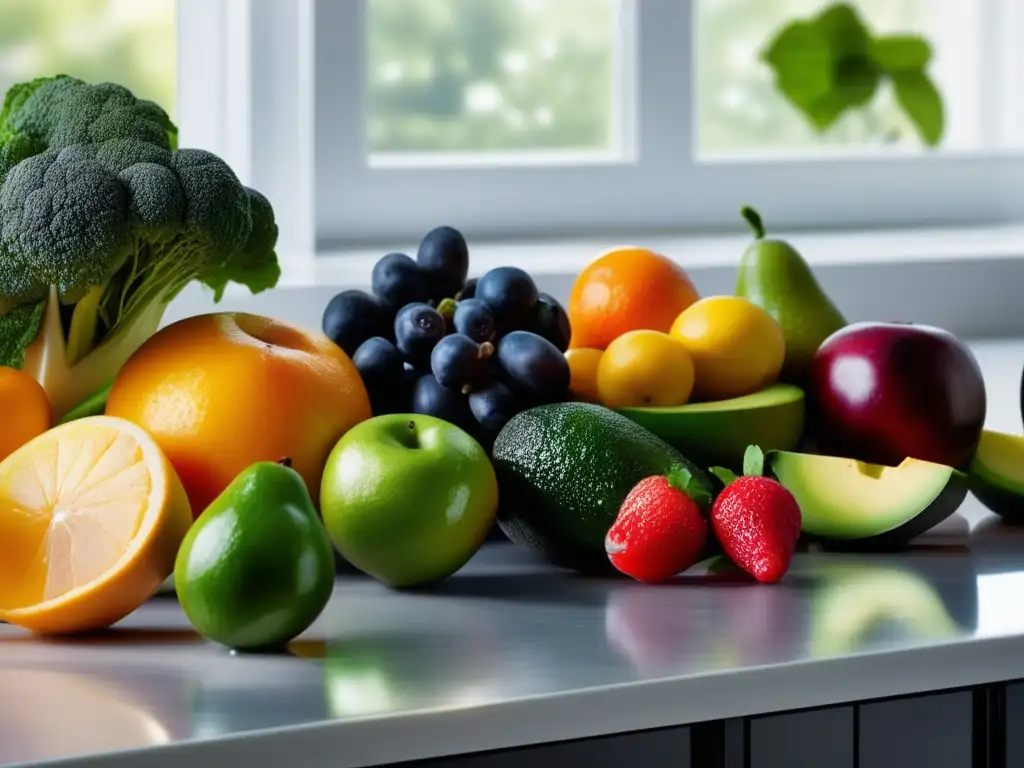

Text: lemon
xmin=597 ymin=330 xmax=695 ymax=408
xmin=670 ymin=295 xmax=785 ymax=401
xmin=565 ymin=348 xmax=603 ymax=403
xmin=0 ymin=416 xmax=192 ymax=635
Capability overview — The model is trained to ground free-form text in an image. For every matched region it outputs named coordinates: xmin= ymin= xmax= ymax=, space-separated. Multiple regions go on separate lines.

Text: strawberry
xmin=709 ymin=445 xmax=802 ymax=584
xmin=605 ymin=465 xmax=711 ymax=583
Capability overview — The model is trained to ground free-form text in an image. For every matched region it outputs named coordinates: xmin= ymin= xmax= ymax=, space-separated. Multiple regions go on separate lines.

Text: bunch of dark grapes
xmin=322 ymin=225 xmax=572 ymax=451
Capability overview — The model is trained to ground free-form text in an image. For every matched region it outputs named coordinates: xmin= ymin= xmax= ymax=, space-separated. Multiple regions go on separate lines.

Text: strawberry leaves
xmin=666 ymin=464 xmax=713 ymax=510
xmin=709 ymin=466 xmax=738 ymax=487
xmin=743 ymin=444 xmax=765 ymax=478
xmin=709 ymin=444 xmax=765 ymax=488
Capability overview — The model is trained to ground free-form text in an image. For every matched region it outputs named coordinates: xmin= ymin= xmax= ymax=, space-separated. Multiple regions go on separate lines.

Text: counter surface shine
xmin=2 ymin=338 xmax=1024 ymax=768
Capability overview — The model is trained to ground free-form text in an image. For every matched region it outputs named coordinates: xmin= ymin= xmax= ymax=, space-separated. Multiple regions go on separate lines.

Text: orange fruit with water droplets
xmin=568 ymin=247 xmax=700 ymax=351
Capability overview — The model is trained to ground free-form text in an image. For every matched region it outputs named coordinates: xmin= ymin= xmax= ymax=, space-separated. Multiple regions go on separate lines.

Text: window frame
xmin=178 ymin=0 xmax=1024 ymax=253
xmin=177 ymin=0 xmax=318 ymax=282
xmin=317 ymin=0 xmax=1024 ymax=248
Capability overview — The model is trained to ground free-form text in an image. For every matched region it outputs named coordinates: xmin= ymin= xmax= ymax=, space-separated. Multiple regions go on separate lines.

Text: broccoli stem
xmin=23 ymin=287 xmax=170 ymax=420
xmin=66 ymin=284 xmax=107 ymax=366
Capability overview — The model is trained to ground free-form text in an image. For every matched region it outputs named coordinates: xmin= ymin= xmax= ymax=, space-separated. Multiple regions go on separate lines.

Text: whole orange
xmin=106 ymin=312 xmax=371 ymax=517
xmin=568 ymin=247 xmax=700 ymax=350
xmin=0 ymin=367 xmax=51 ymax=463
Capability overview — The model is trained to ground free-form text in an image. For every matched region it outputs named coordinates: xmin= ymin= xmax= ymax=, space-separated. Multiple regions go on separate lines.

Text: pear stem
xmin=277 ymin=457 xmax=293 ymax=468
xmin=740 ymin=206 xmax=766 ymax=239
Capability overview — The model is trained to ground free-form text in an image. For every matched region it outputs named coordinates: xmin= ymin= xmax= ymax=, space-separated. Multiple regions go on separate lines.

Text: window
xmin=0 ymin=0 xmax=175 ymax=114
xmin=4 ymin=1 xmax=1022 ymax=253
xmin=366 ymin=0 xmax=623 ymax=164
xmin=282 ymin=0 xmax=1024 ymax=248
xmin=697 ymin=0 xmax=982 ymax=157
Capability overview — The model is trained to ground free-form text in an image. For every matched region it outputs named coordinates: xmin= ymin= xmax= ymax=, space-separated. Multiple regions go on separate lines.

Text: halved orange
xmin=0 ymin=416 xmax=192 ymax=634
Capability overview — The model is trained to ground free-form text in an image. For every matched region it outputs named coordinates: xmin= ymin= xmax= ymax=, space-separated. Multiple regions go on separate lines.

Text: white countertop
xmin=2 ymin=338 xmax=1024 ymax=768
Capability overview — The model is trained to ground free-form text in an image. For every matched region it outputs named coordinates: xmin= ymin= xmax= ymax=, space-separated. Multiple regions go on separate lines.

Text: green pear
xmin=174 ymin=458 xmax=336 ymax=652
xmin=735 ymin=206 xmax=847 ymax=384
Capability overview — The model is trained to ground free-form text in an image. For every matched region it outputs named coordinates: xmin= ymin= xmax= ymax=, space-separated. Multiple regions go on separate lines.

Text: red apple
xmin=809 ymin=321 xmax=986 ymax=469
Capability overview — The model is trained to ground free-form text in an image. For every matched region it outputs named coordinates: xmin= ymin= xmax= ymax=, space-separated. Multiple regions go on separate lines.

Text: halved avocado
xmin=968 ymin=429 xmax=1024 ymax=522
xmin=617 ymin=383 xmax=804 ymax=472
xmin=766 ymin=451 xmax=967 ymax=551
xmin=809 ymin=561 xmax=960 ymax=657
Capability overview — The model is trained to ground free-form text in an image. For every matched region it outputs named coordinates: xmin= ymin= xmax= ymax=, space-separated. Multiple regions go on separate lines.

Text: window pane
xmin=366 ymin=0 xmax=619 ymax=160
xmin=696 ymin=0 xmax=976 ymax=157
xmin=0 ymin=0 xmax=176 ymax=117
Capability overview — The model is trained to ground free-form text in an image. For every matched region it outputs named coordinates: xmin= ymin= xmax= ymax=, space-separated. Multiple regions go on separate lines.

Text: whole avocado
xmin=492 ymin=402 xmax=714 ymax=574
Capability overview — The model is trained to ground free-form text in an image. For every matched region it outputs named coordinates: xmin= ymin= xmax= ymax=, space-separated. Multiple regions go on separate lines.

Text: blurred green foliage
xmin=762 ymin=2 xmax=943 ymax=146
xmin=0 ymin=0 xmax=175 ymax=114
xmin=366 ymin=0 xmax=614 ymax=153
xmin=0 ymin=0 xmax=945 ymax=157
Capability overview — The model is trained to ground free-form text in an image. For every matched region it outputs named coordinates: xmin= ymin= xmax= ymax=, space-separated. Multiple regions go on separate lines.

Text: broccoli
xmin=0 ymin=75 xmax=280 ymax=419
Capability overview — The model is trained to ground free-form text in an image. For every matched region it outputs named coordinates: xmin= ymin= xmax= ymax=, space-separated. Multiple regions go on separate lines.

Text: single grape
xmin=457 ymin=278 xmax=478 ymax=301
xmin=353 ymin=337 xmax=405 ymax=391
xmin=527 ymin=292 xmax=571 ymax=352
xmin=469 ymin=382 xmax=526 ymax=435
xmin=394 ymin=303 xmax=447 ymax=365
xmin=476 ymin=267 xmax=539 ymax=329
xmin=496 ymin=330 xmax=571 ymax=403
xmin=322 ymin=290 xmax=393 ymax=357
xmin=453 ymin=299 xmax=496 ymax=343
xmin=372 ymin=252 xmax=431 ymax=308
xmin=417 ymin=225 xmax=469 ymax=300
xmin=411 ymin=374 xmax=476 ymax=433
xmin=431 ymin=334 xmax=494 ymax=391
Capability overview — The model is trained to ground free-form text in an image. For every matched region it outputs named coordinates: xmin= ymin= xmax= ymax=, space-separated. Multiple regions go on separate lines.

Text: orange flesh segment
xmin=0 ymin=425 xmax=152 ymax=611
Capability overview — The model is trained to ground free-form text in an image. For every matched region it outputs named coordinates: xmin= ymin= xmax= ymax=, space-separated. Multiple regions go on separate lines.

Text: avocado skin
xmin=969 ymin=477 xmax=1024 ymax=523
xmin=492 ymin=402 xmax=714 ymax=574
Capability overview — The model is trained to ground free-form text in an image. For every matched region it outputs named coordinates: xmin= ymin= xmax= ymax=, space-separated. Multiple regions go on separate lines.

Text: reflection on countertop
xmin=5 ymin=503 xmax=1024 ymax=767
xmin=2 ymin=338 xmax=1024 ymax=766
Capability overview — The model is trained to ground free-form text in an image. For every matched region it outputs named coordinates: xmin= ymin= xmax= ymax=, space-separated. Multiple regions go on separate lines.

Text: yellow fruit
xmin=596 ymin=330 xmax=695 ymax=408
xmin=670 ymin=295 xmax=785 ymax=401
xmin=565 ymin=348 xmax=603 ymax=403
xmin=0 ymin=416 xmax=193 ymax=635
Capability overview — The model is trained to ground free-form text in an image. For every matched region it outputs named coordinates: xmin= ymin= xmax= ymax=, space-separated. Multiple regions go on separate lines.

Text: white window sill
xmin=299 ymin=221 xmax=1024 ymax=286
xmin=165 ymin=223 xmax=1024 ymax=340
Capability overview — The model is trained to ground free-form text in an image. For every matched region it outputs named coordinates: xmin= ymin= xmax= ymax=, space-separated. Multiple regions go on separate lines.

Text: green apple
xmin=319 ymin=413 xmax=498 ymax=588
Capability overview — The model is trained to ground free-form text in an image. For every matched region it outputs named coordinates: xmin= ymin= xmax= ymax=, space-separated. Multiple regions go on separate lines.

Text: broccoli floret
xmin=0 ymin=148 xmax=131 ymax=296
xmin=0 ymin=75 xmax=280 ymax=419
